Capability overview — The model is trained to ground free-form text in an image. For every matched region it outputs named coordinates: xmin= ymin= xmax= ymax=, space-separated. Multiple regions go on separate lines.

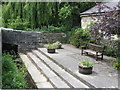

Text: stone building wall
xmin=81 ymin=16 xmax=98 ymax=29
xmin=1 ymin=28 xmax=66 ymax=52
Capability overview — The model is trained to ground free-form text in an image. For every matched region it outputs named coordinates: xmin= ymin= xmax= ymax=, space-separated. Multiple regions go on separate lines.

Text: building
xmin=80 ymin=1 xmax=119 ymax=29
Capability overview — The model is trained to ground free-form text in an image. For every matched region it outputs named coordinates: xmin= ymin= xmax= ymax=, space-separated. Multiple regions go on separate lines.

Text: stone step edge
xmin=19 ymin=53 xmax=53 ymax=88
xmin=32 ymin=50 xmax=74 ymax=88
xmin=26 ymin=52 xmax=57 ymax=88
xmin=38 ymin=48 xmax=96 ymax=88
xmin=19 ymin=53 xmax=37 ymax=89
xmin=27 ymin=52 xmax=70 ymax=88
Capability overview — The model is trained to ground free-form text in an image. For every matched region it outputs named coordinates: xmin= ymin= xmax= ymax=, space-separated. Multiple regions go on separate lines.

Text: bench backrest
xmin=87 ymin=43 xmax=105 ymax=53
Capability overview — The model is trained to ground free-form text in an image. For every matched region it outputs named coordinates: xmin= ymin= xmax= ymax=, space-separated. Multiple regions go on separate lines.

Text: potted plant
xmin=79 ymin=61 xmax=93 ymax=74
xmin=46 ymin=44 xmax=57 ymax=53
xmin=53 ymin=41 xmax=62 ymax=49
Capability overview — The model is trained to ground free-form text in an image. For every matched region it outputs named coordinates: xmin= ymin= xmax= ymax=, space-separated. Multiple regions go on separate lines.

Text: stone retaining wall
xmin=1 ymin=28 xmax=66 ymax=52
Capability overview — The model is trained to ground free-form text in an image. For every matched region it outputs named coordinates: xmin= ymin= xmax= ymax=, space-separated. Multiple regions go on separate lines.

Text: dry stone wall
xmin=1 ymin=28 xmax=66 ymax=52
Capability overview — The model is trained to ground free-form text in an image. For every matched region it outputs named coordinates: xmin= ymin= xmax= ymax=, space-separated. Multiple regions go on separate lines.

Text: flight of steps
xmin=19 ymin=48 xmax=90 ymax=88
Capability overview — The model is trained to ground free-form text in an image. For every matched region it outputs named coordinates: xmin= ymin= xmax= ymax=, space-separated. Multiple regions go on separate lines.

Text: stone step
xmin=32 ymin=50 xmax=89 ymax=88
xmin=27 ymin=52 xmax=70 ymax=88
xmin=38 ymin=48 xmax=95 ymax=88
xmin=19 ymin=53 xmax=53 ymax=88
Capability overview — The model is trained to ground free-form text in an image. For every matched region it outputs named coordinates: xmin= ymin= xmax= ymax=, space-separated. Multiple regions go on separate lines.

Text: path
xmin=19 ymin=44 xmax=118 ymax=88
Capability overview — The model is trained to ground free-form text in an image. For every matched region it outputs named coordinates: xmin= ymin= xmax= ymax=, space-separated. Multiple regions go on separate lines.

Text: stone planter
xmin=47 ymin=49 xmax=55 ymax=53
xmin=79 ymin=65 xmax=93 ymax=74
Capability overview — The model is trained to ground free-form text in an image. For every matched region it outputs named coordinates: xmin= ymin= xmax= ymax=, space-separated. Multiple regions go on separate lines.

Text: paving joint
xmin=26 ymin=53 xmax=56 ymax=88
xmin=38 ymin=48 xmax=96 ymax=88
xmin=32 ymin=50 xmax=74 ymax=88
xmin=27 ymin=52 xmax=70 ymax=88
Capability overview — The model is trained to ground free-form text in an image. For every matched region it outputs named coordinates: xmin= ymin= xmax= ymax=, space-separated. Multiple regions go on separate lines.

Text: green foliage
xmin=2 ymin=54 xmax=28 ymax=89
xmin=0 ymin=5 xmax=2 ymax=27
xmin=113 ymin=57 xmax=120 ymax=70
xmin=53 ymin=41 xmax=62 ymax=46
xmin=117 ymin=35 xmax=120 ymax=38
xmin=104 ymin=47 xmax=116 ymax=57
xmin=58 ymin=2 xmax=95 ymax=27
xmin=103 ymin=44 xmax=120 ymax=57
xmin=41 ymin=25 xmax=71 ymax=33
xmin=59 ymin=3 xmax=72 ymax=27
xmin=7 ymin=16 xmax=29 ymax=30
xmin=80 ymin=61 xmax=93 ymax=67
xmin=69 ymin=28 xmax=91 ymax=48
xmin=19 ymin=25 xmax=71 ymax=33
xmin=53 ymin=41 xmax=62 ymax=49
xmin=2 ymin=2 xmax=95 ymax=30
xmin=46 ymin=44 xmax=57 ymax=49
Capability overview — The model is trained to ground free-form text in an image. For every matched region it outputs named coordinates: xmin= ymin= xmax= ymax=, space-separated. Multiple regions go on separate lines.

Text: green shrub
xmin=2 ymin=54 xmax=28 ymax=89
xmin=40 ymin=25 xmax=71 ymax=33
xmin=17 ymin=25 xmax=71 ymax=33
xmin=7 ymin=16 xmax=29 ymax=30
xmin=104 ymin=47 xmax=116 ymax=57
xmin=69 ymin=28 xmax=91 ymax=48
xmin=53 ymin=41 xmax=62 ymax=46
xmin=113 ymin=57 xmax=120 ymax=70
xmin=104 ymin=45 xmax=120 ymax=57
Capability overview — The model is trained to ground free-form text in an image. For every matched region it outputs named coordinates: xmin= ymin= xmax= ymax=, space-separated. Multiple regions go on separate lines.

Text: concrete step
xmin=19 ymin=53 xmax=53 ymax=88
xmin=27 ymin=52 xmax=70 ymax=88
xmin=32 ymin=50 xmax=89 ymax=88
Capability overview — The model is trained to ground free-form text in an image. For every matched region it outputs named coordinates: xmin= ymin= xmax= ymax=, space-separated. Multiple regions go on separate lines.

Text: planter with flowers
xmin=53 ymin=41 xmax=62 ymax=49
xmin=79 ymin=61 xmax=93 ymax=74
xmin=46 ymin=44 xmax=57 ymax=53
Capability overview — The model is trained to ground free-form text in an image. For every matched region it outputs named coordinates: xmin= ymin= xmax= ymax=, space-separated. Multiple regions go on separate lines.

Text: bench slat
xmin=84 ymin=49 xmax=102 ymax=55
xmin=81 ymin=43 xmax=105 ymax=60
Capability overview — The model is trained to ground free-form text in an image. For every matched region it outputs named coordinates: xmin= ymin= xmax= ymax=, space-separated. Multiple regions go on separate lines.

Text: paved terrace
xmin=39 ymin=44 xmax=118 ymax=88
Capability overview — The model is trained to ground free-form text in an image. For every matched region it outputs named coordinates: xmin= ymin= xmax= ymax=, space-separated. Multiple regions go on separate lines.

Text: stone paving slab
xmin=27 ymin=52 xmax=57 ymax=78
xmin=49 ymin=76 xmax=70 ymax=88
xmin=36 ymin=82 xmax=53 ymax=88
xmin=33 ymin=50 xmax=89 ymax=88
xmin=38 ymin=44 xmax=118 ymax=88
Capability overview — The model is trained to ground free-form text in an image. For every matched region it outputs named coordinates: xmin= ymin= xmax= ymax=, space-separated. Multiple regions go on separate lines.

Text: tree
xmin=89 ymin=2 xmax=120 ymax=43
xmin=2 ymin=2 xmax=95 ymax=29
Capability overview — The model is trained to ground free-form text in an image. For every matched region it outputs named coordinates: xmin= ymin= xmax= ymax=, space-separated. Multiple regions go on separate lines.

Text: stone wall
xmin=1 ymin=28 xmax=66 ymax=52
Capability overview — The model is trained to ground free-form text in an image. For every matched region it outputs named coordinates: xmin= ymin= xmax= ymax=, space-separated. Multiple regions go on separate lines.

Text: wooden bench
xmin=81 ymin=43 xmax=105 ymax=60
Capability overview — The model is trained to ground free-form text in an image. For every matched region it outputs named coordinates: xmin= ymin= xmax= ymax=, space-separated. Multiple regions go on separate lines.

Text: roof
xmin=80 ymin=1 xmax=119 ymax=17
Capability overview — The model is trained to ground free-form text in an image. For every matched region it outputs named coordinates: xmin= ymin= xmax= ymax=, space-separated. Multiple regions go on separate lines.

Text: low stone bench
xmin=81 ymin=43 xmax=105 ymax=60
